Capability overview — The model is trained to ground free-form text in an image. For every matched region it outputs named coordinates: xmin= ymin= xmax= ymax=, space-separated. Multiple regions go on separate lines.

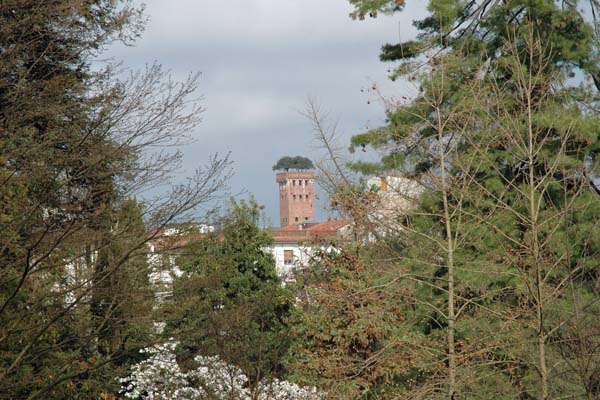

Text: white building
xmin=269 ymin=220 xmax=352 ymax=282
xmin=146 ymin=226 xmax=208 ymax=299
xmin=364 ymin=174 xmax=424 ymax=237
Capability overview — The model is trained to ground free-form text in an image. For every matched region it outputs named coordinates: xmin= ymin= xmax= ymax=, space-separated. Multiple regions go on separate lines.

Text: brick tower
xmin=276 ymin=171 xmax=315 ymax=227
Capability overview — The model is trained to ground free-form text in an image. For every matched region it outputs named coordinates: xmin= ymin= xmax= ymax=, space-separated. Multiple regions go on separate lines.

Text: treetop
xmin=272 ymin=156 xmax=315 ymax=171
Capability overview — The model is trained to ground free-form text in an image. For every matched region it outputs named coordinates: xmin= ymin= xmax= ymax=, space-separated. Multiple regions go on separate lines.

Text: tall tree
xmin=290 ymin=1 xmax=600 ymax=399
xmin=0 ymin=1 xmax=230 ymax=398
xmin=345 ymin=1 xmax=600 ymax=399
xmin=90 ymin=199 xmax=154 ymax=362
xmin=165 ymin=199 xmax=294 ymax=400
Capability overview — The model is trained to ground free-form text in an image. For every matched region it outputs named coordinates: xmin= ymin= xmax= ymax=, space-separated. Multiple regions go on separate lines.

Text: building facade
xmin=270 ymin=220 xmax=351 ymax=281
xmin=276 ymin=171 xmax=315 ymax=227
xmin=272 ymin=169 xmax=352 ymax=281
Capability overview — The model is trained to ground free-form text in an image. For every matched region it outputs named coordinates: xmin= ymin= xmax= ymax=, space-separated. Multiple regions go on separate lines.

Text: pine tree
xmin=291 ymin=1 xmax=600 ymax=398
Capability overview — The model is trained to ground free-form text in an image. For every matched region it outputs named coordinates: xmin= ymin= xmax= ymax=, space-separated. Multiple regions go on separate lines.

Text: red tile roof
xmin=147 ymin=220 xmax=352 ymax=250
xmin=272 ymin=220 xmax=351 ymax=244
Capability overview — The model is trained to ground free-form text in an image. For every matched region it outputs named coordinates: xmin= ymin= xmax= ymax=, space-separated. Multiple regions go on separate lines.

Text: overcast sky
xmin=107 ymin=0 xmax=427 ymax=226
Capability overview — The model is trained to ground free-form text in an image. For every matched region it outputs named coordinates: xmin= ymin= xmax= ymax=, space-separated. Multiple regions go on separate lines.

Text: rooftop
xmin=271 ymin=219 xmax=351 ymax=244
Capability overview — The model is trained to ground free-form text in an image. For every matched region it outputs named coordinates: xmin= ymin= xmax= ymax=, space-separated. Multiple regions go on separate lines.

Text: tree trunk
xmin=526 ymin=78 xmax=548 ymax=400
xmin=438 ymin=105 xmax=457 ymax=399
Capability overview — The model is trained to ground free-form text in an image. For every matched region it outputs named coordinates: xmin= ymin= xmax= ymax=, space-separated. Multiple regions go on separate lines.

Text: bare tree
xmin=0 ymin=2 xmax=232 ymax=397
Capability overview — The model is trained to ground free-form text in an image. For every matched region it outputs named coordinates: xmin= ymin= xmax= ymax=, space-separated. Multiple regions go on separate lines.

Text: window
xmin=304 ymin=216 xmax=309 ymax=221
xmin=292 ymin=180 xmax=296 ymax=186
xmin=293 ymin=195 xmax=296 ymax=200
xmin=284 ymin=250 xmax=293 ymax=265
xmin=295 ymin=217 xmax=299 ymax=222
xmin=305 ymin=180 xmax=308 ymax=186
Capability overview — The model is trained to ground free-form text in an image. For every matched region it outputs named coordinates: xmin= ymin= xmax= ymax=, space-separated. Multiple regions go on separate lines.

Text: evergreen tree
xmin=166 ymin=199 xmax=294 ymax=398
xmin=273 ymin=156 xmax=315 ymax=171
xmin=0 ymin=3 xmax=143 ymax=397
xmin=291 ymin=1 xmax=600 ymax=399
xmin=90 ymin=199 xmax=155 ymax=363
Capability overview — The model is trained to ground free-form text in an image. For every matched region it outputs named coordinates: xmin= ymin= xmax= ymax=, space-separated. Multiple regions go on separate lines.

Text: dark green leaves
xmin=273 ymin=156 xmax=315 ymax=171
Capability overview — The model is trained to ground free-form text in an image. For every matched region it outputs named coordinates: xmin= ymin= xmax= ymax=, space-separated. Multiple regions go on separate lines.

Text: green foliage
xmin=0 ymin=2 xmax=176 ymax=399
xmin=91 ymin=199 xmax=155 ymax=361
xmin=347 ymin=0 xmax=405 ymax=20
xmin=166 ymin=198 xmax=294 ymax=387
xmin=0 ymin=2 xmax=139 ymax=397
xmin=348 ymin=0 xmax=600 ymax=163
xmin=380 ymin=40 xmax=422 ymax=61
xmin=273 ymin=155 xmax=315 ymax=171
xmin=290 ymin=1 xmax=600 ymax=398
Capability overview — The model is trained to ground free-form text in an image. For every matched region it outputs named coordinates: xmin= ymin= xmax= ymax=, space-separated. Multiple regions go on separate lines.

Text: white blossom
xmin=120 ymin=341 xmax=322 ymax=400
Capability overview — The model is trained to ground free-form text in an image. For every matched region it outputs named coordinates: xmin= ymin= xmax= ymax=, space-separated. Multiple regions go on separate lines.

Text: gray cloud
xmin=108 ymin=0 xmax=427 ymax=225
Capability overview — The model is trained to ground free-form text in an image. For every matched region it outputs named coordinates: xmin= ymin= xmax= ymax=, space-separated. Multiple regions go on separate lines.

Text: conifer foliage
xmin=290 ymin=1 xmax=600 ymax=399
xmin=166 ymin=199 xmax=295 ymax=398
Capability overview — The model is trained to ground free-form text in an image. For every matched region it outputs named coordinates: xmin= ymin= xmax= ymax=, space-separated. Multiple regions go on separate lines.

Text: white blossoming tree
xmin=120 ymin=341 xmax=322 ymax=400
